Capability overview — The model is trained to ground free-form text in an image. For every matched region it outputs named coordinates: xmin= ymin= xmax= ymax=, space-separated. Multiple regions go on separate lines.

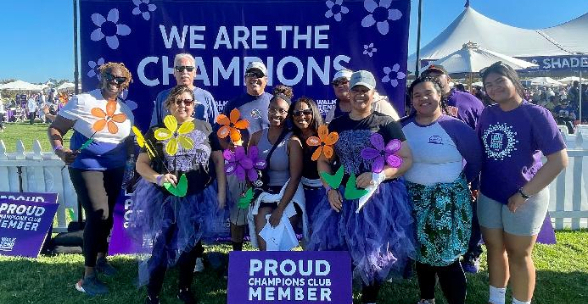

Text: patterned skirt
xmin=406 ymin=175 xmax=472 ymax=266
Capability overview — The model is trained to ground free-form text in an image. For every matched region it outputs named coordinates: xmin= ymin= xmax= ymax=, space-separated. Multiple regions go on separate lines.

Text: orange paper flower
xmin=306 ymin=125 xmax=339 ymax=161
xmin=217 ymin=108 xmax=249 ymax=144
xmin=91 ymin=100 xmax=127 ymax=134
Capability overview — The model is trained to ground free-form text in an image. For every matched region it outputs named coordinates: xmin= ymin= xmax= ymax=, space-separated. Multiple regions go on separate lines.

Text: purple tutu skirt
xmin=307 ymin=179 xmax=415 ymax=285
xmin=129 ymin=178 xmax=220 ymax=285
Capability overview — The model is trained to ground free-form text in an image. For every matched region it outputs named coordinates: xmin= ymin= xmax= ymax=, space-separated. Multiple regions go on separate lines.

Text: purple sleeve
xmin=530 ymin=106 xmax=566 ymax=156
xmin=438 ymin=116 xmax=483 ymax=183
xmin=449 ymin=91 xmax=485 ymax=130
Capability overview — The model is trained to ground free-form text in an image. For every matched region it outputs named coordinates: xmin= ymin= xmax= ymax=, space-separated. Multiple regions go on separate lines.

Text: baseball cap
xmin=332 ymin=69 xmax=353 ymax=82
xmin=349 ymin=70 xmax=376 ymax=90
xmin=423 ymin=64 xmax=448 ymax=75
xmin=246 ymin=61 xmax=267 ymax=77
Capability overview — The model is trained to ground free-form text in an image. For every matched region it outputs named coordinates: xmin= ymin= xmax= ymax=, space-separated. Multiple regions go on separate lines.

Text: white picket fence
xmin=1 ymin=129 xmax=587 ymax=232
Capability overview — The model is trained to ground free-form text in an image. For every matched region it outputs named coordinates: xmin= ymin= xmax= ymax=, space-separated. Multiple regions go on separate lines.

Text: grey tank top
xmin=257 ymin=128 xmax=291 ymax=187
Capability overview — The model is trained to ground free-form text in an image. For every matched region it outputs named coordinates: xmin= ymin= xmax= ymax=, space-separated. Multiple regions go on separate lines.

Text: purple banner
xmin=0 ymin=192 xmax=59 ymax=258
xmin=227 ymin=251 xmax=351 ymax=304
xmin=108 ymin=189 xmax=142 ymax=255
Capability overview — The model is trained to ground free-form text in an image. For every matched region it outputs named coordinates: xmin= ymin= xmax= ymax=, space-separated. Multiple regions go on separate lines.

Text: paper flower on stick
xmin=306 ymin=125 xmax=339 ymax=161
xmin=361 ymin=133 xmax=402 ymax=173
xmin=223 ymin=146 xmax=266 ymax=182
xmin=132 ymin=126 xmax=156 ymax=159
xmin=217 ymin=108 xmax=249 ymax=144
xmin=154 ymin=115 xmax=195 ymax=156
xmin=91 ymin=100 xmax=127 ymax=134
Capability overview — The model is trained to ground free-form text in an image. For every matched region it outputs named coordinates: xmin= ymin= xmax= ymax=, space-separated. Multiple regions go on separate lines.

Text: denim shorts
xmin=477 ymin=189 xmax=549 ymax=236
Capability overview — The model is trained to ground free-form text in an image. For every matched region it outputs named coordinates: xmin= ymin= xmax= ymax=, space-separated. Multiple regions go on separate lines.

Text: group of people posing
xmin=47 ymin=53 xmax=567 ymax=304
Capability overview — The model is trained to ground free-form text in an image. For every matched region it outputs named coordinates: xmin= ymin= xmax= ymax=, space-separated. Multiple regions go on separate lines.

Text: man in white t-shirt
xmin=27 ymin=96 xmax=37 ymax=124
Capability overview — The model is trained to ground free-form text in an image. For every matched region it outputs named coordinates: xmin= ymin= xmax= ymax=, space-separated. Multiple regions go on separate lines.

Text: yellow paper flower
xmin=154 ymin=115 xmax=195 ymax=156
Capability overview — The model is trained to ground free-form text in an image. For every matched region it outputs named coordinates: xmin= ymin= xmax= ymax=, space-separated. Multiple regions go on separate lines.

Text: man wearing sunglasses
xmin=324 ymin=69 xmax=353 ymax=123
xmin=150 ymin=53 xmax=219 ymax=128
xmin=422 ymin=64 xmax=485 ymax=274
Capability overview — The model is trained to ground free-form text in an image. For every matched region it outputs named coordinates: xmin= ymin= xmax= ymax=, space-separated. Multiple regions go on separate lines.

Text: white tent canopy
xmin=408 ymin=6 xmax=588 ymax=70
xmin=530 ymin=77 xmax=564 ymax=87
xmin=57 ymin=82 xmax=75 ymax=91
xmin=0 ymin=80 xmax=45 ymax=91
xmin=559 ymin=76 xmax=587 ymax=84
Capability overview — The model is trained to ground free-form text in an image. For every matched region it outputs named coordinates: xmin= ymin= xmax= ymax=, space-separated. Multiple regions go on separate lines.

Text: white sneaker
xmin=193 ymin=257 xmax=205 ymax=273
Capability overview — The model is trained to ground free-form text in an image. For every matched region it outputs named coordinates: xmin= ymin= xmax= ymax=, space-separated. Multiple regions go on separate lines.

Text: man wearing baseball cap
xmin=422 ymin=64 xmax=485 ymax=274
xmin=325 ymin=68 xmax=353 ymax=123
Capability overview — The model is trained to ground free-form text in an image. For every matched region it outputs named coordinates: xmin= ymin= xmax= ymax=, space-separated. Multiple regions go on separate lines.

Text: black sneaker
xmin=96 ymin=257 xmax=118 ymax=276
xmin=145 ymin=295 xmax=160 ymax=304
xmin=75 ymin=274 xmax=108 ymax=296
xmin=177 ymin=288 xmax=197 ymax=304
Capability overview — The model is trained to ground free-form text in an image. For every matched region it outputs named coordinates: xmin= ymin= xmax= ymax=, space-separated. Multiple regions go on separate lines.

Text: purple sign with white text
xmin=227 ymin=251 xmax=351 ymax=304
xmin=0 ymin=192 xmax=59 ymax=258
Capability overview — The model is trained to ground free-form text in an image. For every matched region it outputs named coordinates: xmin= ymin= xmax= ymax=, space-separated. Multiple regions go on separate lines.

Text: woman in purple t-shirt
xmin=477 ymin=62 xmax=568 ymax=304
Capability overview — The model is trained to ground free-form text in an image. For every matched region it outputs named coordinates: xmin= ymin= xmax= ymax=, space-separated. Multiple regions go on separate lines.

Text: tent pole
xmin=73 ymin=0 xmax=80 ymax=95
xmin=415 ymin=0 xmax=423 ymax=77
xmin=580 ymin=70 xmax=583 ymax=124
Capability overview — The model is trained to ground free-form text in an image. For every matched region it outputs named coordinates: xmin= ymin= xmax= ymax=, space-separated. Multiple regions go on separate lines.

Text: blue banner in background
xmin=522 ymin=55 xmax=588 ymax=71
xmin=80 ymin=0 xmax=411 ymax=130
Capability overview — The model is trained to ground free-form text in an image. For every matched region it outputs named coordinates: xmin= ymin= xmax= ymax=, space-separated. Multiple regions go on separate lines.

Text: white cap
xmin=349 ymin=70 xmax=376 ymax=90
xmin=246 ymin=61 xmax=267 ymax=76
xmin=332 ymin=69 xmax=353 ymax=82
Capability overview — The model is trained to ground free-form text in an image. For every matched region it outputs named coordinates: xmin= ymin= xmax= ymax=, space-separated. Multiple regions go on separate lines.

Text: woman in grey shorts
xmin=476 ymin=62 xmax=568 ymax=304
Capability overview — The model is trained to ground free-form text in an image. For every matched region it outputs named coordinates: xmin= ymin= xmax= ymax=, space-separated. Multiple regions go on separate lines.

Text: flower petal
xmin=311 ymin=146 xmax=323 ymax=161
xmin=380 ymin=0 xmax=392 ymax=8
xmin=132 ymin=8 xmax=141 ymax=16
xmin=386 ymin=154 xmax=403 ymax=168
xmin=106 ymin=35 xmax=120 ymax=49
xmin=163 ymin=115 xmax=178 ymax=132
xmin=306 ymin=136 xmax=321 ymax=147
xmin=166 ymin=138 xmax=178 ymax=156
xmin=216 ymin=114 xmax=230 ymax=126
xmin=154 ymin=127 xmax=173 ymax=140
xmin=93 ymin=119 xmax=106 ymax=132
xmin=178 ymin=121 xmax=195 ymax=134
xmin=217 ymin=126 xmax=230 ymax=139
xmin=230 ymin=127 xmax=242 ymax=143
xmin=240 ymin=158 xmax=253 ymax=170
xmin=106 ymin=101 xmax=117 ymax=115
xmin=90 ymin=28 xmax=105 ymax=41
xmin=223 ymin=149 xmax=234 ymax=161
xmin=111 ymin=113 xmax=127 ymax=123
xmin=107 ymin=121 xmax=119 ymax=134
xmin=389 ymin=9 xmax=403 ymax=21
xmin=341 ymin=6 xmax=349 ymax=14
xmin=230 ymin=108 xmax=241 ymax=124
xmin=246 ymin=168 xmax=258 ymax=182
xmin=364 ymin=0 xmax=378 ymax=13
xmin=385 ymin=138 xmax=402 ymax=154
xmin=391 ymin=79 xmax=399 ymax=87
xmin=324 ymin=132 xmax=339 ymax=145
xmin=247 ymin=146 xmax=259 ymax=159
xmin=372 ymin=156 xmax=385 ymax=173
xmin=377 ymin=21 xmax=390 ymax=35
xmin=91 ymin=107 xmax=106 ymax=118
xmin=326 ymin=0 xmax=334 ymax=9
xmin=370 ymin=133 xmax=385 ymax=151
xmin=179 ymin=135 xmax=194 ymax=151
xmin=325 ymin=10 xmax=334 ymax=18
xmin=235 ymin=165 xmax=246 ymax=181
xmin=323 ymin=145 xmax=334 ymax=159
xmin=317 ymin=125 xmax=329 ymax=141
xmin=234 ymin=119 xmax=249 ymax=130
xmin=361 ymin=147 xmax=380 ymax=160
xmin=254 ymin=160 xmax=267 ymax=170
xmin=142 ymin=12 xmax=151 ymax=21
xmin=107 ymin=8 xmax=119 ymax=23
xmin=91 ymin=13 xmax=106 ymax=27
xmin=117 ymin=24 xmax=131 ymax=36
xmin=334 ymin=13 xmax=342 ymax=22
xmin=361 ymin=14 xmax=376 ymax=28
xmin=234 ymin=146 xmax=246 ymax=160
xmin=225 ymin=162 xmax=236 ymax=175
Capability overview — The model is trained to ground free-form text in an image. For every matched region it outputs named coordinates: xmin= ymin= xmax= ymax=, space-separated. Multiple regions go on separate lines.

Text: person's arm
xmin=47 ymin=116 xmax=77 ymax=164
xmin=268 ymin=136 xmax=303 ymax=227
xmin=135 ymin=152 xmax=177 ymax=185
xmin=212 ymin=150 xmax=226 ymax=209
xmin=317 ymin=144 xmax=344 ymax=212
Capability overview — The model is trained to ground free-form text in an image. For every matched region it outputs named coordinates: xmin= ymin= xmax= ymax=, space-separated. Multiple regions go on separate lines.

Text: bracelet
xmin=518 ymin=187 xmax=531 ymax=199
xmin=324 ymin=185 xmax=332 ymax=192
xmin=53 ymin=145 xmax=63 ymax=153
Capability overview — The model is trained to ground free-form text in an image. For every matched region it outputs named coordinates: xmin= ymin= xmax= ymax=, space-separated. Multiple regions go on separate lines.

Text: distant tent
xmin=57 ymin=82 xmax=76 ymax=91
xmin=0 ymin=80 xmax=44 ymax=91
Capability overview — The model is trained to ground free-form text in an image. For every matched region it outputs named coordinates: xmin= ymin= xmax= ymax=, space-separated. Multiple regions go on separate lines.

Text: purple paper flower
xmin=361 ymin=133 xmax=402 ymax=173
xmin=223 ymin=146 xmax=266 ymax=182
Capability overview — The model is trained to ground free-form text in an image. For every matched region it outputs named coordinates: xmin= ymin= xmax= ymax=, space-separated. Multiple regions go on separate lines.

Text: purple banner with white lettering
xmin=227 ymin=251 xmax=351 ymax=304
xmin=108 ymin=189 xmax=142 ymax=255
xmin=522 ymin=55 xmax=588 ymax=71
xmin=0 ymin=192 xmax=59 ymax=258
xmin=80 ymin=0 xmax=411 ymax=129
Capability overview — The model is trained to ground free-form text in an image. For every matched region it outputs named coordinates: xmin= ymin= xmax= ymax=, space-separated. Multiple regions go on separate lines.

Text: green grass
xmin=0 ymin=230 xmax=586 ymax=304
xmin=0 ymin=122 xmax=71 ymax=153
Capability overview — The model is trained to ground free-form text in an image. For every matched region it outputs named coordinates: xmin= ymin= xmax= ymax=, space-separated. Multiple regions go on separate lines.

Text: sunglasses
xmin=331 ymin=78 xmax=349 ymax=86
xmin=293 ymin=109 xmax=313 ymax=117
xmin=245 ymin=71 xmax=264 ymax=79
xmin=174 ymin=98 xmax=194 ymax=106
xmin=104 ymin=73 xmax=127 ymax=85
xmin=175 ymin=66 xmax=195 ymax=73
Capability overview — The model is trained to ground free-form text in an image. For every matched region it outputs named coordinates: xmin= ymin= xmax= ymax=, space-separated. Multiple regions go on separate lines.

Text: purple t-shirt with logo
xmin=476 ymin=101 xmax=566 ymax=204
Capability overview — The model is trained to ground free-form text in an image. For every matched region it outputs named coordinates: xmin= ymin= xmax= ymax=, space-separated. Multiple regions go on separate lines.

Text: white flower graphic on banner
xmin=90 ymin=9 xmax=131 ymax=49
xmin=361 ymin=0 xmax=402 ymax=35
xmin=382 ymin=64 xmax=406 ymax=87
xmin=363 ymin=43 xmax=377 ymax=57
xmin=132 ymin=0 xmax=157 ymax=21
xmin=87 ymin=58 xmax=105 ymax=79
xmin=325 ymin=0 xmax=349 ymax=22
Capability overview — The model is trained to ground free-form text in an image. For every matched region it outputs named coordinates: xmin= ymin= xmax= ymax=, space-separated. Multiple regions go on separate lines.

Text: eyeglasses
xmin=174 ymin=98 xmax=194 ymax=106
xmin=245 ymin=71 xmax=264 ymax=79
xmin=331 ymin=78 xmax=349 ymax=86
xmin=104 ymin=73 xmax=127 ymax=85
xmin=175 ymin=66 xmax=195 ymax=73
xmin=293 ymin=109 xmax=313 ymax=117
xmin=268 ymin=107 xmax=288 ymax=115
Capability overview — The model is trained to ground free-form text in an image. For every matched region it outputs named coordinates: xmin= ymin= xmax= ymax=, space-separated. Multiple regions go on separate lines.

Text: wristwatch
xmin=517 ymin=188 xmax=531 ymax=199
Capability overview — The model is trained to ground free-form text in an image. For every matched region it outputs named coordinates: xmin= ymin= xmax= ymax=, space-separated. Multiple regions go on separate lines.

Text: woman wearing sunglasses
xmin=288 ymin=97 xmax=324 ymax=233
xmin=130 ymin=85 xmax=226 ymax=304
xmin=477 ymin=62 xmax=567 ymax=304
xmin=47 ymin=62 xmax=134 ymax=296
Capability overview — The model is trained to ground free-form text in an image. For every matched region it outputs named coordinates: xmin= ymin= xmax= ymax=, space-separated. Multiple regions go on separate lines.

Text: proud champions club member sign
xmin=228 ymin=251 xmax=351 ymax=303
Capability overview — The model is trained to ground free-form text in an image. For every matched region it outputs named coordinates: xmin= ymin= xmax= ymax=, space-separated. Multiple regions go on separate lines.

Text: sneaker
xmin=75 ymin=274 xmax=108 ymax=296
xmin=177 ymin=288 xmax=198 ymax=304
xmin=145 ymin=295 xmax=160 ymax=304
xmin=193 ymin=257 xmax=205 ymax=273
xmin=462 ymin=257 xmax=480 ymax=274
xmin=96 ymin=257 xmax=118 ymax=276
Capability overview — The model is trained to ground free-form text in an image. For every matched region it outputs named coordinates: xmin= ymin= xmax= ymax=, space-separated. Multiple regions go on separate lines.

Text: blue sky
xmin=0 ymin=0 xmax=587 ymax=83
